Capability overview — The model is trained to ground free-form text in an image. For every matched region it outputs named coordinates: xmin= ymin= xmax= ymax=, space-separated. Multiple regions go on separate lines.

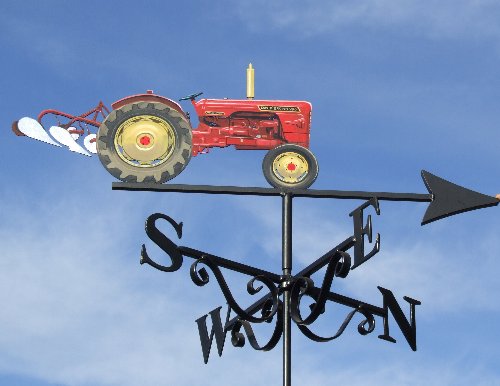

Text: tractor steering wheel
xmin=179 ymin=92 xmax=203 ymax=101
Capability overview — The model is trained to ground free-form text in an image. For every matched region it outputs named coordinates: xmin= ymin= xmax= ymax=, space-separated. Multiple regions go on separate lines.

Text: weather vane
xmin=13 ymin=65 xmax=499 ymax=386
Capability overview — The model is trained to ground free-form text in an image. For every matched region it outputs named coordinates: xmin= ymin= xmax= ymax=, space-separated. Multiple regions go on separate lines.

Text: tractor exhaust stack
xmin=247 ymin=63 xmax=255 ymax=100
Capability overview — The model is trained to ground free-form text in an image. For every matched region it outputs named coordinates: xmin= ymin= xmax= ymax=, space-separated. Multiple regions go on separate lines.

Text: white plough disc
xmin=49 ymin=126 xmax=91 ymax=157
xmin=17 ymin=117 xmax=61 ymax=147
xmin=84 ymin=134 xmax=97 ymax=154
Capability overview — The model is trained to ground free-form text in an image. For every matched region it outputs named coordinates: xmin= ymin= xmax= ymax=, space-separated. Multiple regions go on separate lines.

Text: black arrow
xmin=113 ymin=170 xmax=499 ymax=225
xmin=421 ymin=170 xmax=498 ymax=225
xmin=112 ymin=183 xmax=432 ymax=201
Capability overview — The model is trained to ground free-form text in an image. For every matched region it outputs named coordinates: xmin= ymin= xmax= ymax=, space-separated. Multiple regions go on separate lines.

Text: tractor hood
xmin=194 ymin=99 xmax=312 ymax=117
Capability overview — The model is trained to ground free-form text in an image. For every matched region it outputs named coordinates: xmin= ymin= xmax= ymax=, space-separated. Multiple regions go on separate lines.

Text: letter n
xmin=195 ymin=306 xmax=231 ymax=364
xmin=377 ymin=286 xmax=421 ymax=351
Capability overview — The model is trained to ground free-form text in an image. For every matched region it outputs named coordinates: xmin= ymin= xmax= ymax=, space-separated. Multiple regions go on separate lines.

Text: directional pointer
xmin=113 ymin=169 xmax=499 ymax=225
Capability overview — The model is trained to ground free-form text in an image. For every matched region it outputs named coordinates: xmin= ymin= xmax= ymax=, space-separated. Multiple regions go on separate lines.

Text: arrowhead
xmin=421 ymin=170 xmax=499 ymax=225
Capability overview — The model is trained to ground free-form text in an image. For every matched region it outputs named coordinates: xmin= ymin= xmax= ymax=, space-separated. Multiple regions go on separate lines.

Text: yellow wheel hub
xmin=272 ymin=151 xmax=309 ymax=183
xmin=114 ymin=115 xmax=176 ymax=167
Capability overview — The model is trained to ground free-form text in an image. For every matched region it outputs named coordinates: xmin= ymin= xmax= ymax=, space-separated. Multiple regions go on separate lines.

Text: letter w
xmin=195 ymin=306 xmax=231 ymax=364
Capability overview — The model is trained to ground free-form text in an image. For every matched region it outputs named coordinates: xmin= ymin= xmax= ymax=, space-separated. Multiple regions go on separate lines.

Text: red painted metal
xmin=37 ymin=101 xmax=110 ymax=131
xmin=27 ymin=92 xmax=313 ymax=157
xmin=140 ymin=136 xmax=151 ymax=146
xmin=189 ymin=98 xmax=312 ymax=156
xmin=112 ymin=92 xmax=186 ymax=116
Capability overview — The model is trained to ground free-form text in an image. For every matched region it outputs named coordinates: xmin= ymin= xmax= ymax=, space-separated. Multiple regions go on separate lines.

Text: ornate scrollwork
xmin=231 ymin=299 xmax=283 ymax=351
xmin=290 ymin=250 xmax=351 ymax=326
xmin=297 ymin=306 xmax=375 ymax=342
xmin=190 ymin=255 xmax=280 ymax=323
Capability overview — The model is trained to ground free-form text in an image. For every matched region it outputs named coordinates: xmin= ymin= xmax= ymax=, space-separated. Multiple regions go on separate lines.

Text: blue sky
xmin=1 ymin=1 xmax=500 ymax=385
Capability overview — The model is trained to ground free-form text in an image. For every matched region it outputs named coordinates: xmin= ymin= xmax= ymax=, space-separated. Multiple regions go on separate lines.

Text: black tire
xmin=262 ymin=144 xmax=319 ymax=190
xmin=97 ymin=102 xmax=192 ymax=183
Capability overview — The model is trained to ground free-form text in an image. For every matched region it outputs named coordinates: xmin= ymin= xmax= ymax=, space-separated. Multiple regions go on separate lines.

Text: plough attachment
xmin=12 ymin=101 xmax=109 ymax=156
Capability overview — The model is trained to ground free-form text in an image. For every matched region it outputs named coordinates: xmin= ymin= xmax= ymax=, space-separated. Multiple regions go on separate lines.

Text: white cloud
xmin=0 ymin=188 xmax=286 ymax=386
xmin=294 ymin=357 xmax=498 ymax=386
xmin=1 ymin=180 xmax=499 ymax=386
xmin=2 ymin=2 xmax=499 ymax=385
xmin=0 ymin=12 xmax=75 ymax=77
xmin=232 ymin=0 xmax=500 ymax=40
xmin=239 ymin=197 xmax=500 ymax=315
xmin=343 ymin=237 xmax=500 ymax=314
xmin=0 ymin=11 xmax=182 ymax=87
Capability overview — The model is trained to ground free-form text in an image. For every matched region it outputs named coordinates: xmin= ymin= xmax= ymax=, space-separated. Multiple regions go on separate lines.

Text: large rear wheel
xmin=262 ymin=144 xmax=318 ymax=190
xmin=97 ymin=102 xmax=192 ymax=183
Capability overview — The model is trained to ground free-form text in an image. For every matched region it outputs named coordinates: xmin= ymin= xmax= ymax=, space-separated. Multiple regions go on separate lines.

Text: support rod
xmin=282 ymin=193 xmax=292 ymax=386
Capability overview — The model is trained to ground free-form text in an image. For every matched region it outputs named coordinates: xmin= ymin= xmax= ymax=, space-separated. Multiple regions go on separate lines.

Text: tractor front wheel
xmin=97 ymin=102 xmax=192 ymax=183
xmin=262 ymin=144 xmax=318 ymax=190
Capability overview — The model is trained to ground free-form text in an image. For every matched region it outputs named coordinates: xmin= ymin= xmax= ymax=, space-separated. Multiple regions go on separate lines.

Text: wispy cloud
xmin=294 ymin=357 xmax=498 ymax=386
xmin=240 ymin=198 xmax=500 ymax=315
xmin=0 ymin=10 xmax=183 ymax=87
xmin=0 ymin=12 xmax=76 ymax=78
xmin=0 ymin=187 xmax=285 ymax=386
xmin=232 ymin=0 xmax=500 ymax=40
xmin=343 ymin=236 xmax=500 ymax=314
xmin=1 ymin=168 xmax=498 ymax=386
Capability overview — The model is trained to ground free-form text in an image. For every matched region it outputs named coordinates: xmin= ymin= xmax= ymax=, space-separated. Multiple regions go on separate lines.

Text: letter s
xmin=141 ymin=213 xmax=183 ymax=272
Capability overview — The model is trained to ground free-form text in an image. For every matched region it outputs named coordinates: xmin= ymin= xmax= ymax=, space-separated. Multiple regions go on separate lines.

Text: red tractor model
xmin=13 ymin=65 xmax=318 ymax=190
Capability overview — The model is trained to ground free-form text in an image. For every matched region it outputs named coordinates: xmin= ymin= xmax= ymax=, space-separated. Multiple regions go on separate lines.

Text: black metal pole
xmin=282 ymin=193 xmax=292 ymax=386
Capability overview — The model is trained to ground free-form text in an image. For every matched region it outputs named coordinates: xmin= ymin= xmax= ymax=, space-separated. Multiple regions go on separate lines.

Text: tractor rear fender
xmin=111 ymin=92 xmax=187 ymax=118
